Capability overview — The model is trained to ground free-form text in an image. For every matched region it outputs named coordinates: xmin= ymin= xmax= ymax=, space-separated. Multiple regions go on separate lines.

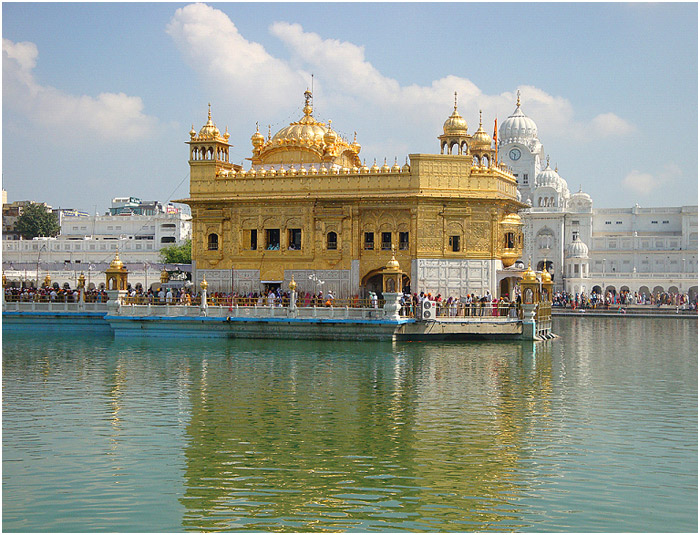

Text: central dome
xmin=499 ymin=90 xmax=538 ymax=144
xmin=272 ymin=90 xmax=328 ymax=144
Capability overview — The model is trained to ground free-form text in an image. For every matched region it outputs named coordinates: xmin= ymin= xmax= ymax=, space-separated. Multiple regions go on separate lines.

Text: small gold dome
xmin=324 ymin=119 xmax=338 ymax=145
xmin=370 ymin=159 xmax=380 ymax=173
xmin=471 ymin=112 xmax=492 ymax=149
xmin=402 ymin=158 xmax=411 ymax=172
xmin=109 ymin=252 xmax=124 ymax=270
xmin=189 ymin=124 xmax=196 ymax=139
xmin=522 ymin=262 xmax=537 ymax=282
xmin=501 ymin=212 xmax=522 ymax=226
xmin=541 ymin=269 xmax=552 ymax=282
xmin=309 ymin=164 xmax=318 ymax=175
xmin=319 ymin=165 xmax=329 ymax=175
xmin=251 ymin=123 xmax=265 ymax=147
xmin=43 ymin=273 xmax=52 ymax=287
xmin=391 ymin=157 xmax=401 ymax=173
xmin=198 ymin=105 xmax=221 ymax=139
xmin=200 ymin=277 xmax=208 ymax=290
xmin=78 ymin=272 xmax=86 ymax=288
xmin=443 ymin=92 xmax=468 ymax=135
xmin=289 ymin=276 xmax=297 ymax=292
xmin=351 ymin=132 xmax=361 ymax=154
xmin=385 ymin=253 xmax=401 ymax=271
xmin=160 ymin=269 xmax=170 ymax=283
xmin=381 ymin=158 xmax=390 ymax=173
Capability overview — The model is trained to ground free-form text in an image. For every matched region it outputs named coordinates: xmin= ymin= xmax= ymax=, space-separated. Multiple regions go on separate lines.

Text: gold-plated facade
xmin=180 ymin=92 xmax=524 ymax=296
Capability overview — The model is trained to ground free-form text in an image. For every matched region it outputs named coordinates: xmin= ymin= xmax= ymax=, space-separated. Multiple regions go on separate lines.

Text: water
xmin=2 ymin=317 xmax=697 ymax=532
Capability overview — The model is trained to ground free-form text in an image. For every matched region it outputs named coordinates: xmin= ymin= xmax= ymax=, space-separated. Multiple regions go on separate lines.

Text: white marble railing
xmin=3 ymin=301 xmax=109 ymax=313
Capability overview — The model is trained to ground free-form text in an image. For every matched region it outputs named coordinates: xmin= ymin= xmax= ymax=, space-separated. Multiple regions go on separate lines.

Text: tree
xmin=160 ymin=239 xmax=191 ymax=264
xmin=15 ymin=203 xmax=60 ymax=239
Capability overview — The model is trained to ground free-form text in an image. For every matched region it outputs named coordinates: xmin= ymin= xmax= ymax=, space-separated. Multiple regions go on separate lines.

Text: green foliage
xmin=160 ymin=239 xmax=191 ymax=264
xmin=15 ymin=203 xmax=60 ymax=239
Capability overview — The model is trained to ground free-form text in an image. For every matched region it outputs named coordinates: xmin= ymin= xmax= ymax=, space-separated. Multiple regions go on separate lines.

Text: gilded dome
xmin=323 ymin=119 xmax=338 ymax=145
xmin=501 ymin=212 xmax=522 ymax=226
xmin=109 ymin=252 xmax=125 ymax=270
xmin=522 ymin=262 xmax=537 ymax=282
xmin=198 ymin=105 xmax=220 ymax=139
xmin=471 ymin=112 xmax=492 ymax=149
xmin=385 ymin=252 xmax=401 ymax=271
xmin=251 ymin=124 xmax=265 ymax=147
xmin=499 ymin=90 xmax=538 ymax=144
xmin=443 ymin=93 xmax=468 ymax=135
xmin=271 ymin=91 xmax=327 ymax=144
xmin=541 ymin=269 xmax=552 ymax=282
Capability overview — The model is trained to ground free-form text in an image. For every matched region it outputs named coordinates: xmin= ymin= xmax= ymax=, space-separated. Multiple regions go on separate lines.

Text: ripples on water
xmin=2 ymin=317 xmax=697 ymax=532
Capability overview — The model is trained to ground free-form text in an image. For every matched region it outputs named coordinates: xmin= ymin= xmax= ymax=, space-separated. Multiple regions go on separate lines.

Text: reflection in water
xmin=2 ymin=318 xmax=696 ymax=532
xmin=178 ymin=340 xmax=554 ymax=531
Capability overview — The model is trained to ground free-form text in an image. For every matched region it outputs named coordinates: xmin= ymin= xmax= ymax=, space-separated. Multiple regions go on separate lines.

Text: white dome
xmin=570 ymin=189 xmax=592 ymax=203
xmin=566 ymin=236 xmax=589 ymax=258
xmin=499 ymin=95 xmax=538 ymax=144
xmin=535 ymin=162 xmax=568 ymax=193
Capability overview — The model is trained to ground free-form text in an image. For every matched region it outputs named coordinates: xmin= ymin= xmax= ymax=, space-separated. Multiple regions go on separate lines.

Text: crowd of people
xmin=7 ymin=282 xmax=698 ymax=314
xmin=552 ymin=289 xmax=698 ymax=311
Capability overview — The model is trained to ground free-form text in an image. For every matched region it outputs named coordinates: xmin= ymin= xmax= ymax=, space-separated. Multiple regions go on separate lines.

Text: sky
xmin=2 ymin=2 xmax=698 ymax=213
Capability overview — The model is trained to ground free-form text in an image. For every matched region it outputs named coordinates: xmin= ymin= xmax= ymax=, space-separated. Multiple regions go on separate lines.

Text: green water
xmin=2 ymin=317 xmax=697 ymax=532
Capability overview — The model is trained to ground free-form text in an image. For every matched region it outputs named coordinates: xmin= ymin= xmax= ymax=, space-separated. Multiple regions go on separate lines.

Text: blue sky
xmin=3 ymin=2 xmax=697 ymax=212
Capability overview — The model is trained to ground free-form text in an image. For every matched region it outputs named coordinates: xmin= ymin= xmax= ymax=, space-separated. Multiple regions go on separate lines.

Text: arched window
xmin=208 ymin=233 xmax=219 ymax=251
xmin=327 ymin=232 xmax=338 ymax=250
xmin=473 ymin=156 xmax=479 ymax=166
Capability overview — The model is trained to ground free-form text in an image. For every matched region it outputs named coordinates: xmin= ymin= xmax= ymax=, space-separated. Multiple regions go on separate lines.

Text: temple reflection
xmin=178 ymin=340 xmax=554 ymax=531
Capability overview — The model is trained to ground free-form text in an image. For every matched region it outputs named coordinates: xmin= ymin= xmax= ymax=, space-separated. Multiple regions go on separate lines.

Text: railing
xmin=4 ymin=294 xmax=108 ymax=304
xmin=3 ymin=300 xmax=109 ymax=313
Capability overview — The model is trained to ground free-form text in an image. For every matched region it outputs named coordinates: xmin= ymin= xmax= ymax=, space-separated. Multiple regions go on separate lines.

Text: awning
xmin=260 ymin=280 xmax=284 ymax=284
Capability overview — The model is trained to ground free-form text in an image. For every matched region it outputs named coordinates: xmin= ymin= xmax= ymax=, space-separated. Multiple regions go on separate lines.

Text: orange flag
xmin=493 ymin=117 xmax=498 ymax=160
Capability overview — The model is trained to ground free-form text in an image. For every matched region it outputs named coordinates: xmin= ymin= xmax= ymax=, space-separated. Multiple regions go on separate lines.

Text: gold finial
xmin=328 ymin=119 xmax=332 ymax=127
xmin=78 ymin=272 xmax=86 ymax=288
xmin=454 ymin=91 xmax=458 ymax=111
xmin=289 ymin=275 xmax=297 ymax=292
xmin=479 ymin=109 xmax=483 ymax=126
xmin=546 ymin=155 xmax=550 ymax=167
xmin=268 ymin=124 xmax=271 ymax=140
xmin=353 ymin=131 xmax=357 ymax=143
xmin=208 ymin=103 xmax=211 ymax=120
xmin=516 ymin=89 xmax=521 ymax=107
xmin=256 ymin=121 xmax=259 ymax=132
xmin=555 ymin=163 xmax=558 ymax=173
xmin=200 ymin=276 xmax=208 ymax=291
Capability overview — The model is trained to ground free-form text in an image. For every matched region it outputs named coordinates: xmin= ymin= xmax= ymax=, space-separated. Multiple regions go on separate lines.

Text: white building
xmin=3 ymin=208 xmax=191 ymax=266
xmin=498 ymin=91 xmax=698 ymax=300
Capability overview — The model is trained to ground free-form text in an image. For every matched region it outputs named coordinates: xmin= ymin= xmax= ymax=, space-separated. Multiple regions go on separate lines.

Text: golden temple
xmin=179 ymin=91 xmax=524 ymax=298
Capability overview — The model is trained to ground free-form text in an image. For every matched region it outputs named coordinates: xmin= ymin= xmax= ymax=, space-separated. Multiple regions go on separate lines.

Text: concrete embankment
xmin=553 ymin=305 xmax=697 ymax=319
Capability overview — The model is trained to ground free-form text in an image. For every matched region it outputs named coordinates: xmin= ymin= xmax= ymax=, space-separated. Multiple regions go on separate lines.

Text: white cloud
xmin=622 ymin=163 xmax=681 ymax=195
xmin=2 ymin=38 xmax=157 ymax=142
xmin=166 ymin=4 xmax=634 ymax=156
xmin=166 ymin=3 xmax=307 ymax=113
xmin=590 ymin=112 xmax=635 ymax=137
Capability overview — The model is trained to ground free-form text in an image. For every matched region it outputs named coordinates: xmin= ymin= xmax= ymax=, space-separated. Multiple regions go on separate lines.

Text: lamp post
xmin=602 ymin=258 xmax=606 ymax=302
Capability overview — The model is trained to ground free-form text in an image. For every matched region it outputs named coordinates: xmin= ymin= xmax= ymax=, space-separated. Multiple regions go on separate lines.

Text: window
xmin=364 ymin=232 xmax=374 ymax=250
xmin=399 ymin=232 xmax=409 ymax=250
xmin=381 ymin=232 xmax=392 ymax=250
xmin=574 ymin=264 xmax=579 ymax=274
xmin=505 ymin=232 xmax=515 ymax=249
xmin=662 ymin=220 xmax=669 ymax=224
xmin=266 ymin=229 xmax=280 ymax=250
xmin=327 ymin=232 xmax=338 ymax=250
xmin=523 ymin=173 xmax=529 ymax=185
xmin=72 ymin=226 xmax=78 ymax=230
xmin=616 ymin=221 xmax=622 ymax=225
xmin=572 ymin=220 xmax=579 ymax=225
xmin=161 ymin=223 xmax=176 ymax=229
xmin=288 ymin=228 xmax=302 ymax=250
xmin=250 ymin=229 xmax=257 ymax=250
xmin=514 ymin=173 xmax=519 ymax=184
xmin=605 ymin=221 xmax=612 ymax=225
xmin=208 ymin=233 xmax=219 ymax=251
xmin=161 ymin=236 xmax=176 ymax=243
xmin=449 ymin=235 xmax=460 ymax=252
xmin=651 ymin=220 xmax=658 ymax=224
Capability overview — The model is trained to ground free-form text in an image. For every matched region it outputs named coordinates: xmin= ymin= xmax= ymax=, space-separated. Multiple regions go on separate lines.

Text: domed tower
xmin=564 ymin=233 xmax=590 ymax=292
xmin=250 ymin=90 xmax=361 ymax=170
xmin=470 ymin=110 xmax=495 ymax=166
xmin=534 ymin=157 xmax=570 ymax=209
xmin=438 ymin=92 xmax=470 ymax=155
xmin=188 ymin=104 xmax=240 ymax=178
xmin=498 ymin=90 xmax=545 ymax=197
